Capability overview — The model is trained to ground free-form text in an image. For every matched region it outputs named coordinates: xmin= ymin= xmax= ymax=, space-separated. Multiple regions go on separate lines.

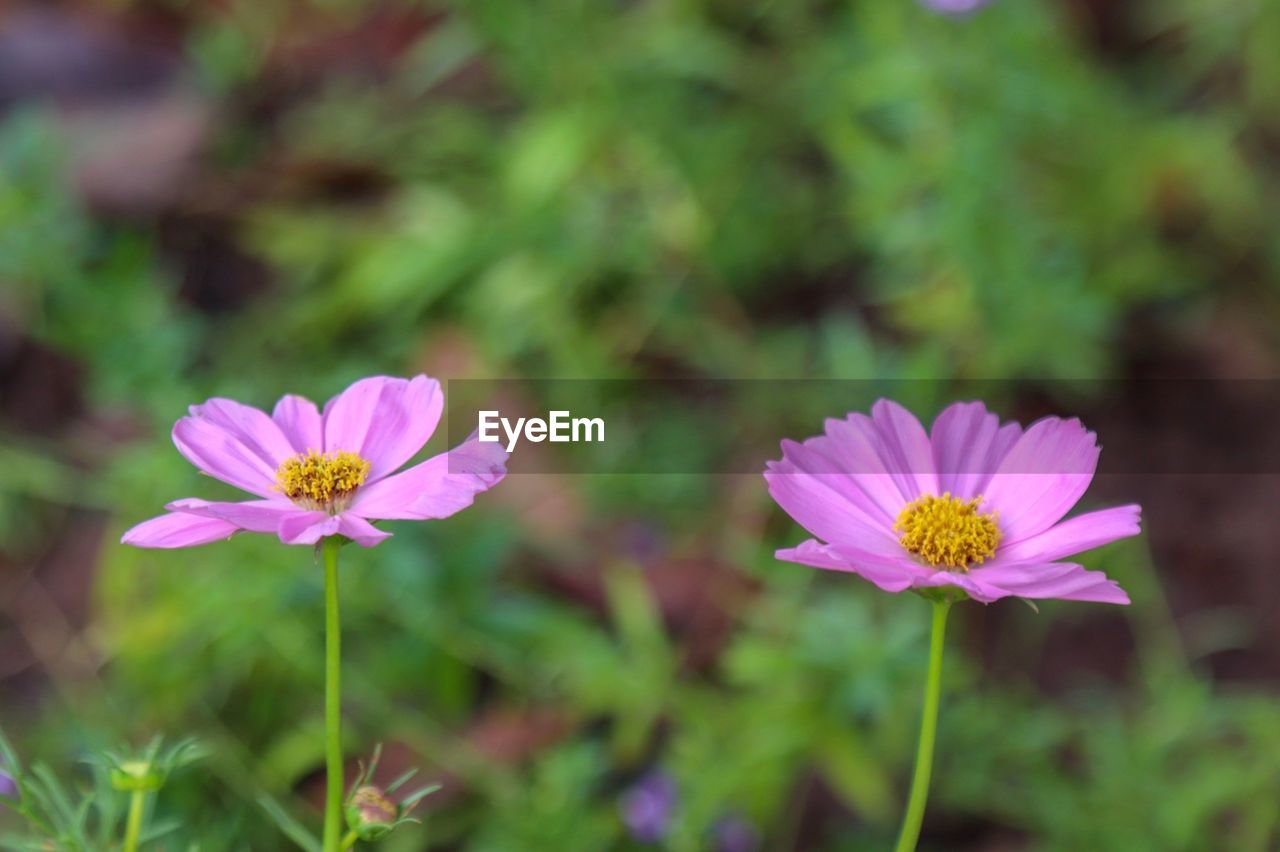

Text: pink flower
xmin=765 ymin=400 xmax=1139 ymax=605
xmin=122 ymin=375 xmax=506 ymax=549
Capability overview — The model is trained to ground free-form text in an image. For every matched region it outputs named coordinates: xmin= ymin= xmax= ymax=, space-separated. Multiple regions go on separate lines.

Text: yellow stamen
xmin=276 ymin=450 xmax=371 ymax=510
xmin=894 ymin=492 xmax=1001 ymax=572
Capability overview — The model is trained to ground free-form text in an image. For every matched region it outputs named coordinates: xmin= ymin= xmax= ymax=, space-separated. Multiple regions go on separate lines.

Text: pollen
xmin=894 ymin=492 xmax=1001 ymax=571
xmin=276 ymin=450 xmax=371 ymax=510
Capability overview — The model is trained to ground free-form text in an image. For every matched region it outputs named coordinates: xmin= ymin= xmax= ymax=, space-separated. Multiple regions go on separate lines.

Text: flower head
xmin=711 ymin=814 xmax=760 ymax=852
xmin=620 ymin=772 xmax=677 ymax=843
xmin=122 ymin=375 xmax=507 ymax=549
xmin=0 ymin=766 xmax=16 ymax=801
xmin=765 ymin=400 xmax=1140 ymax=605
xmin=920 ymin=0 xmax=992 ymax=15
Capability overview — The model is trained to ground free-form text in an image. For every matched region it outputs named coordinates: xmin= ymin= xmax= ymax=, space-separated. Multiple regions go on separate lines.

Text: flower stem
xmin=341 ymin=829 xmax=359 ymax=849
xmin=893 ymin=598 xmax=951 ymax=852
xmin=323 ymin=537 xmax=344 ymax=852
xmin=122 ymin=789 xmax=146 ymax=852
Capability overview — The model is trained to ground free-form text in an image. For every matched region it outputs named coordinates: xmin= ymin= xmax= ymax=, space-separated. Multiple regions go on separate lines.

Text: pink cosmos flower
xmin=765 ymin=400 xmax=1139 ymax=604
xmin=122 ymin=375 xmax=506 ymax=549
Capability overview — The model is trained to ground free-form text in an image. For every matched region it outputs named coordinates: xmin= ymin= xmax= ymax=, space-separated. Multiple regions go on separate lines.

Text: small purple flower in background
xmin=712 ymin=813 xmax=760 ymax=852
xmin=0 ymin=766 xmax=17 ymax=800
xmin=122 ymin=375 xmax=507 ymax=549
xmin=920 ymin=0 xmax=991 ymax=15
xmin=620 ymin=772 xmax=677 ymax=843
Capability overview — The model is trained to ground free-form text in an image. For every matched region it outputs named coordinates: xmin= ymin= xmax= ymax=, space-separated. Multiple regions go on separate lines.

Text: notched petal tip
xmin=323 ymin=374 xmax=445 ymax=480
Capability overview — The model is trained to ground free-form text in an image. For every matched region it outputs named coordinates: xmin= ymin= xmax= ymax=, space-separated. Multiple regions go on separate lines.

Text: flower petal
xmin=277 ymin=511 xmax=340 ymax=545
xmin=998 ymin=505 xmax=1141 ymax=564
xmin=172 ymin=416 xmax=282 ymax=498
xmin=189 ymin=398 xmax=295 ymax=469
xmin=273 ymin=394 xmax=323 ymax=453
xmin=764 ymin=459 xmax=902 ymax=550
xmin=868 ymin=399 xmax=939 ymax=499
xmin=337 ymin=514 xmax=392 ymax=547
xmin=969 ymin=562 xmax=1130 ymax=605
xmin=775 ymin=434 xmax=902 ymax=526
xmin=930 ymin=401 xmax=1022 ymax=499
xmin=352 ymin=434 xmax=507 ymax=520
xmin=775 ymin=539 xmax=922 ymax=593
xmin=121 ymin=511 xmax=239 ymax=548
xmin=323 ymin=375 xmax=443 ymax=481
xmin=982 ymin=416 xmax=1100 ymax=541
xmin=165 ymin=498 xmax=296 ymax=534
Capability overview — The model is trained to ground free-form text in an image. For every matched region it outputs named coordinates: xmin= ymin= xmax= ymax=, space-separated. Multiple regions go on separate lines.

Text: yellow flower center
xmin=276 ymin=450 xmax=371 ymax=510
xmin=894 ymin=492 xmax=1001 ymax=571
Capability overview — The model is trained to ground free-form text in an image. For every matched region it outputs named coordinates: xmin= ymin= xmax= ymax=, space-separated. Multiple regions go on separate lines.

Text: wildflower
xmin=0 ymin=766 xmax=16 ymax=801
xmin=620 ymin=772 xmax=677 ymax=843
xmin=767 ymin=399 xmax=1143 ymax=852
xmin=121 ymin=375 xmax=507 ymax=548
xmin=711 ymin=814 xmax=760 ymax=852
xmin=765 ymin=400 xmax=1139 ymax=605
xmin=920 ymin=0 xmax=992 ymax=15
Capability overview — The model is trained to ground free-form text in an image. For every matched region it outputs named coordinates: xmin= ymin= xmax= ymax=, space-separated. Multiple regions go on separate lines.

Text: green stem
xmin=893 ymin=599 xmax=951 ymax=852
xmin=122 ymin=790 xmax=146 ymax=852
xmin=341 ymin=829 xmax=359 ymax=849
xmin=323 ymin=537 xmax=344 ymax=852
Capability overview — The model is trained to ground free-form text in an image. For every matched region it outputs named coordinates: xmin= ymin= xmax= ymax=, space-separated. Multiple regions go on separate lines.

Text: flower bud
xmin=109 ymin=759 xmax=164 ymax=793
xmin=0 ymin=767 xmax=17 ymax=801
xmin=346 ymin=785 xmax=399 ymax=840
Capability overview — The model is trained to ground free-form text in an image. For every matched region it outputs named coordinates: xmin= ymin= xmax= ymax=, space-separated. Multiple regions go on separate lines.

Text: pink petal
xmin=868 ymin=399 xmax=939 ymax=499
xmin=273 ymin=394 xmax=323 ymax=453
xmin=352 ymin=434 xmax=507 ymax=520
xmin=982 ymin=417 xmax=1100 ymax=541
xmin=930 ymin=401 xmax=1022 ymax=498
xmin=121 ymin=511 xmax=238 ymax=548
xmin=323 ymin=375 xmax=443 ymax=481
xmin=774 ymin=404 xmax=938 ymax=526
xmin=776 ymin=434 xmax=901 ymax=526
xmin=776 ymin=539 xmax=922 ymax=593
xmin=278 ymin=511 xmax=340 ymax=545
xmin=908 ymin=569 xmax=991 ymax=600
xmin=166 ymin=498 xmax=296 ymax=534
xmin=764 ymin=460 xmax=902 ymax=551
xmin=338 ymin=514 xmax=392 ymax=547
xmin=189 ymin=398 xmax=295 ymax=469
xmin=998 ymin=505 xmax=1141 ymax=564
xmin=172 ymin=416 xmax=282 ymax=498
xmin=969 ymin=562 xmax=1130 ymax=605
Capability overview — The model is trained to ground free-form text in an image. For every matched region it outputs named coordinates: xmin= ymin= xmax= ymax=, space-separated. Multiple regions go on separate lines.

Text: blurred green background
xmin=2 ymin=0 xmax=1280 ymax=848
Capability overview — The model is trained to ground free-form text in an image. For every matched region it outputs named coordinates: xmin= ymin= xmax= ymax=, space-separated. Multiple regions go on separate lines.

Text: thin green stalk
xmin=323 ymin=537 xmax=344 ymax=852
xmin=122 ymin=790 xmax=146 ymax=852
xmin=893 ymin=599 xmax=951 ymax=852
xmin=341 ymin=829 xmax=359 ymax=849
